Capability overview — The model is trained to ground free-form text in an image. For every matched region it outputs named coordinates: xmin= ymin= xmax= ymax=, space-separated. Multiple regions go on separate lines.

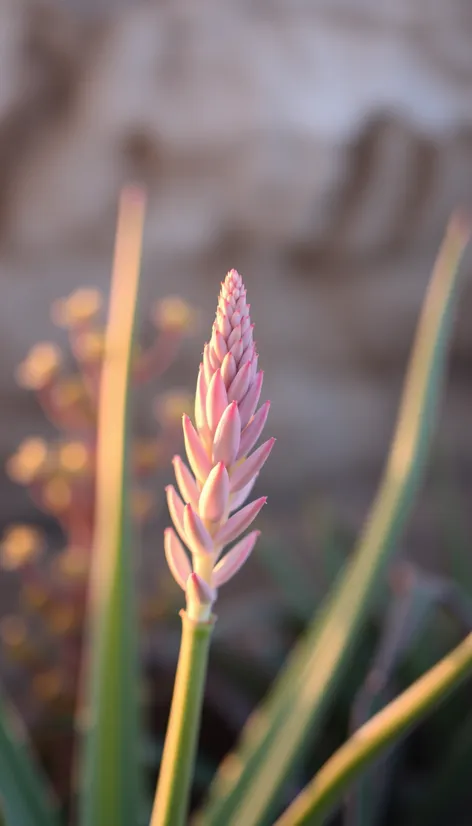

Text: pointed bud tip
xmin=223 ymin=400 xmax=239 ymax=422
xmin=187 ymin=572 xmax=215 ymax=603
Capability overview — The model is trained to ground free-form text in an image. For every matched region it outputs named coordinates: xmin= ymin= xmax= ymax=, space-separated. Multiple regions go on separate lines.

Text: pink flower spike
xmin=195 ymin=366 xmax=208 ymax=433
xmin=206 ymin=370 xmax=229 ymax=434
xmin=230 ymin=438 xmax=276 ymax=493
xmin=239 ymin=370 xmax=263 ymax=428
xmin=230 ymin=338 xmax=244 ymax=363
xmin=186 ymin=572 xmax=215 ymax=605
xmin=228 ymin=324 xmax=242 ymax=350
xmin=166 ymin=485 xmax=187 ymax=546
xmin=238 ymin=401 xmax=271 ymax=459
xmin=182 ymin=415 xmax=212 ymax=483
xmin=215 ymin=496 xmax=267 ymax=546
xmin=239 ymin=342 xmax=255 ymax=368
xmin=242 ymin=326 xmax=253 ymax=349
xmin=216 ymin=309 xmax=231 ymax=338
xmin=186 ymin=573 xmax=216 ymax=621
xmin=250 ymin=354 xmax=259 ymax=381
xmin=212 ymin=401 xmax=241 ymax=466
xmin=212 ymin=531 xmax=260 ymax=587
xmin=163 ymin=270 xmax=274 ymax=616
xmin=226 ymin=268 xmax=242 ymax=285
xmin=220 ymin=352 xmax=237 ymax=387
xmin=183 ymin=503 xmax=214 ymax=555
xmin=164 ymin=528 xmax=192 ymax=590
xmin=236 ymin=295 xmax=248 ymax=314
xmin=227 ymin=360 xmax=252 ymax=403
xmin=229 ymin=476 xmax=257 ymax=512
xmin=212 ymin=328 xmax=228 ymax=361
xmin=199 ymin=462 xmax=230 ymax=523
xmin=209 ymin=347 xmax=220 ymax=370
xmin=218 ymin=296 xmax=233 ymax=319
xmin=203 ymin=344 xmax=214 ymax=385
xmin=172 ymin=455 xmax=200 ymax=510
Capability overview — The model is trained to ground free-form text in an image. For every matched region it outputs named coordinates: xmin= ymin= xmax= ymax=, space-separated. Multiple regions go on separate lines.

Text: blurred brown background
xmin=1 ymin=0 xmax=472 ymax=558
xmin=1 ymin=4 xmax=472 ymax=823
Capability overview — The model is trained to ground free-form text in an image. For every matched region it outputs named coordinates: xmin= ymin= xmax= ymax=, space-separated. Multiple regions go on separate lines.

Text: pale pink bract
xmin=164 ymin=270 xmax=274 ymax=621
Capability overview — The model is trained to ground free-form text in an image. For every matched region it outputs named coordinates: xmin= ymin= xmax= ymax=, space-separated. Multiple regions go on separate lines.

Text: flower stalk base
xmin=150 ymin=611 xmax=215 ymax=826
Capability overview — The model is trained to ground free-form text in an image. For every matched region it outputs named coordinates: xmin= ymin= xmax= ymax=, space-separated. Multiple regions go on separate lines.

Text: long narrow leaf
xmin=199 ymin=215 xmax=470 ymax=826
xmin=77 ymin=186 xmax=146 ymax=826
xmin=0 ymin=692 xmax=61 ymax=826
xmin=274 ymin=631 xmax=472 ymax=826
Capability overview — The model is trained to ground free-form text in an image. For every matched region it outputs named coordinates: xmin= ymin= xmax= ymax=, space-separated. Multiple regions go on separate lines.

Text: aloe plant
xmin=198 ymin=214 xmax=471 ymax=826
xmin=0 ymin=203 xmax=470 ymax=826
xmin=151 ymin=269 xmax=274 ymax=824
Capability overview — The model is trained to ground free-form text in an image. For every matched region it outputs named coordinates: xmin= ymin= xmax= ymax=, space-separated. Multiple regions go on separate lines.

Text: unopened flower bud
xmin=164 ymin=270 xmax=273 ymax=619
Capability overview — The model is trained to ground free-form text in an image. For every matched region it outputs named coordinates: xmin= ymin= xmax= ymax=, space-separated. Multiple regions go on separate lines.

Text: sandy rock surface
xmin=0 ymin=0 xmax=471 ymax=546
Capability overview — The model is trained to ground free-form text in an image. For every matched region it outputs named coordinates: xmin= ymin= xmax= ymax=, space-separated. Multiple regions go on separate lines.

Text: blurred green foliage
xmin=0 ymin=203 xmax=471 ymax=826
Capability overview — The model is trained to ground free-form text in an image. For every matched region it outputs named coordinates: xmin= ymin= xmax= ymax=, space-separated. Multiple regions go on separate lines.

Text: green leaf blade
xmin=199 ymin=215 xmax=471 ymax=826
xmin=77 ymin=187 xmax=146 ymax=826
xmin=274 ymin=631 xmax=472 ymax=826
xmin=0 ymin=692 xmax=62 ymax=826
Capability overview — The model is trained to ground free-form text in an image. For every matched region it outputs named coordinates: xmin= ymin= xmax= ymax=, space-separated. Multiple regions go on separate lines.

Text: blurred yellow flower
xmin=16 ymin=343 xmax=62 ymax=390
xmin=0 ymin=525 xmax=44 ymax=570
xmin=153 ymin=297 xmax=196 ymax=333
xmin=6 ymin=438 xmax=49 ymax=484
xmin=155 ymin=391 xmax=193 ymax=427
xmin=42 ymin=477 xmax=72 ymax=512
xmin=57 ymin=441 xmax=90 ymax=476
xmin=73 ymin=330 xmax=105 ymax=363
xmin=51 ymin=288 xmax=102 ymax=328
xmin=51 ymin=377 xmax=87 ymax=409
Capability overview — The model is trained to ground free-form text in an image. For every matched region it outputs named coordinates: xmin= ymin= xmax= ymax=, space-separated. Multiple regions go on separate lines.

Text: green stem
xmin=274 ymin=631 xmax=472 ymax=826
xmin=150 ymin=611 xmax=215 ymax=826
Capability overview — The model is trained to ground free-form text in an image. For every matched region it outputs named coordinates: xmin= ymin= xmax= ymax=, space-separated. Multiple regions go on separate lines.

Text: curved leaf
xmin=199 ymin=215 xmax=471 ymax=826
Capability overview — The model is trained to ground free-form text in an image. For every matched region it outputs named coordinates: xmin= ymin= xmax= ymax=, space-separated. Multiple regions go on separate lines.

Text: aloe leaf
xmin=76 ymin=186 xmax=146 ymax=826
xmin=274 ymin=630 xmax=472 ymax=826
xmin=198 ymin=215 xmax=470 ymax=826
xmin=0 ymin=692 xmax=61 ymax=826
